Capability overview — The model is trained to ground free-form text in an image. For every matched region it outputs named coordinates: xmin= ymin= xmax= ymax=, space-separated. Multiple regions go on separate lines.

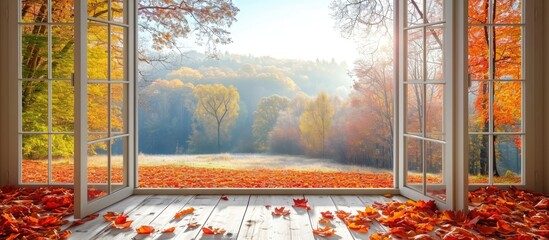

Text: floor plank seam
xmin=234 ymin=195 xmax=252 ymax=239
xmin=191 ymin=195 xmax=222 ymax=239
xmin=329 ymin=195 xmax=357 ymax=240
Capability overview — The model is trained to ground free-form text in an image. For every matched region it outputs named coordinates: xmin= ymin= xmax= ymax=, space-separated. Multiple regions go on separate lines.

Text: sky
xmin=223 ymin=0 xmax=359 ymax=63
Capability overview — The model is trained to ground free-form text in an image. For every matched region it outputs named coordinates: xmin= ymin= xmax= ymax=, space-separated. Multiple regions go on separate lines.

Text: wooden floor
xmin=66 ymin=194 xmax=407 ymax=240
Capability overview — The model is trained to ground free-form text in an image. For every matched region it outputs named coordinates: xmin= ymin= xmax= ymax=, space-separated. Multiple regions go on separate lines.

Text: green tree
xmin=299 ymin=92 xmax=335 ymax=157
xmin=191 ymin=84 xmax=240 ymax=152
xmin=252 ymin=95 xmax=290 ymax=152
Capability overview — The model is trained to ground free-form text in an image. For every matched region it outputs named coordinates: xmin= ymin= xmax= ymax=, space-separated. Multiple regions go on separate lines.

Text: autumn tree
xmin=191 ymin=84 xmax=240 ymax=152
xmin=252 ymin=95 xmax=290 ymax=152
xmin=299 ymin=92 xmax=335 ymax=157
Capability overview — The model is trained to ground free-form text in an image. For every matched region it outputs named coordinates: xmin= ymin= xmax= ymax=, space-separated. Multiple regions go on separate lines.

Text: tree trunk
xmin=217 ymin=122 xmax=221 ymax=153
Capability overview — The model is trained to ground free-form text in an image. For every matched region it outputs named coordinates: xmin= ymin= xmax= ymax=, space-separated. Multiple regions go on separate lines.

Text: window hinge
xmin=71 ymin=72 xmax=75 ymax=87
xmin=467 ymin=74 xmax=471 ymax=89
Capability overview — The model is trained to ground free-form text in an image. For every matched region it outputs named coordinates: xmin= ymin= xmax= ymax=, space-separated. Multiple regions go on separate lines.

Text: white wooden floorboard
xmin=172 ymin=195 xmax=221 ymax=240
xmin=331 ymin=195 xmax=386 ymax=238
xmin=306 ymin=195 xmax=355 ymax=240
xmin=68 ymin=195 xmax=150 ymax=239
xmin=287 ymin=195 xmax=316 ymax=240
xmin=128 ymin=195 xmax=194 ymax=240
xmin=93 ymin=195 xmax=178 ymax=240
xmin=237 ymin=195 xmax=294 ymax=240
xmin=194 ymin=195 xmax=250 ymax=240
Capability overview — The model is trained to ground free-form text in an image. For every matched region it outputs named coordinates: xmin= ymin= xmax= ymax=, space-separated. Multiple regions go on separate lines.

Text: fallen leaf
xmin=313 ymin=226 xmax=336 ymax=237
xmin=221 ymin=195 xmax=229 ymax=200
xmin=136 ymin=225 xmax=155 ymax=234
xmin=292 ymin=198 xmax=311 ymax=210
xmin=321 ymin=210 xmax=334 ymax=219
xmin=187 ymin=222 xmax=200 ymax=228
xmin=174 ymin=207 xmax=195 ymax=219
xmin=112 ymin=220 xmax=133 ymax=229
xmin=161 ymin=226 xmax=176 ymax=233
xmin=272 ymin=207 xmax=290 ymax=216
xmin=336 ymin=210 xmax=351 ymax=220
xmin=202 ymin=227 xmax=226 ymax=235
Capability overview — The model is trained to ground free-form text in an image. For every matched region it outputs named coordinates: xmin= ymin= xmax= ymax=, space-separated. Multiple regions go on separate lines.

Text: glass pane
xmin=494 ymin=135 xmax=522 ymax=184
xmin=425 ymin=0 xmax=443 ymax=23
xmin=88 ymin=0 xmax=108 ymax=20
xmin=52 ymin=134 xmax=74 ymax=183
xmin=425 ymin=140 xmax=445 ymax=201
xmin=22 ymin=25 xmax=48 ymax=79
xmin=468 ymin=0 xmax=489 ymax=24
xmin=21 ymin=134 xmax=49 ymax=183
xmin=405 ymin=84 xmax=423 ymax=135
xmin=21 ymin=80 xmax=48 ymax=132
xmin=88 ymin=23 xmax=108 ymax=81
xmin=52 ymin=0 xmax=74 ymax=22
xmin=21 ymin=0 xmax=48 ymax=23
xmin=494 ymin=0 xmax=522 ymax=24
xmin=88 ymin=141 xmax=108 ymax=201
xmin=426 ymin=26 xmax=443 ymax=81
xmin=110 ymin=137 xmax=127 ymax=193
xmin=407 ymin=28 xmax=424 ymax=81
xmin=111 ymin=26 xmax=126 ymax=81
xmin=407 ymin=0 xmax=424 ymax=26
xmin=468 ymin=26 xmax=489 ymax=80
xmin=111 ymin=84 xmax=127 ymax=135
xmin=494 ymin=81 xmax=521 ymax=132
xmin=52 ymin=25 xmax=74 ymax=79
xmin=425 ymin=84 xmax=444 ymax=140
xmin=494 ymin=26 xmax=522 ymax=80
xmin=111 ymin=0 xmax=125 ymax=23
xmin=406 ymin=137 xmax=423 ymax=193
xmin=52 ymin=81 xmax=74 ymax=132
xmin=88 ymin=84 xmax=109 ymax=139
xmin=468 ymin=81 xmax=489 ymax=132
xmin=469 ymin=134 xmax=489 ymax=184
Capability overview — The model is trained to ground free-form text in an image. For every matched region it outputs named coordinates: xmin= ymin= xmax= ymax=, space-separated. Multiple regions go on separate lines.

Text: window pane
xmin=88 ymin=84 xmax=109 ymax=139
xmin=406 ymin=136 xmax=423 ymax=193
xmin=468 ymin=81 xmax=489 ymax=132
xmin=52 ymin=134 xmax=74 ymax=183
xmin=407 ymin=28 xmax=424 ymax=81
xmin=407 ymin=0 xmax=424 ymax=26
xmin=494 ymin=26 xmax=522 ymax=80
xmin=88 ymin=0 xmax=108 ymax=20
xmin=425 ymin=140 xmax=445 ymax=201
xmin=21 ymin=0 xmax=48 ymax=23
xmin=88 ymin=23 xmax=108 ymax=81
xmin=494 ymin=0 xmax=522 ymax=24
xmin=22 ymin=134 xmax=49 ymax=183
xmin=111 ymin=0 xmax=125 ymax=23
xmin=52 ymin=80 xmax=74 ymax=132
xmin=52 ymin=25 xmax=74 ymax=79
xmin=405 ymin=84 xmax=423 ymax=135
xmin=468 ymin=26 xmax=489 ymax=80
xmin=21 ymin=80 xmax=48 ymax=132
xmin=469 ymin=134 xmax=489 ymax=184
xmin=111 ymin=26 xmax=126 ymax=81
xmin=494 ymin=81 xmax=521 ymax=132
xmin=111 ymin=137 xmax=127 ymax=193
xmin=22 ymin=25 xmax=48 ymax=79
xmin=425 ymin=84 xmax=444 ymax=140
xmin=88 ymin=141 xmax=108 ymax=201
xmin=426 ymin=0 xmax=443 ymax=23
xmin=426 ymin=26 xmax=443 ymax=81
xmin=111 ymin=83 xmax=127 ymax=135
xmin=468 ymin=0 xmax=489 ymax=24
xmin=52 ymin=0 xmax=74 ymax=22
xmin=494 ymin=135 xmax=522 ymax=184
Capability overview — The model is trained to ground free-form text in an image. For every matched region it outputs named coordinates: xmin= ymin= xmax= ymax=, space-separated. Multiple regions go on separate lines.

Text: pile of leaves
xmin=0 ymin=186 xmax=74 ymax=239
xmin=369 ymin=186 xmax=549 ymax=239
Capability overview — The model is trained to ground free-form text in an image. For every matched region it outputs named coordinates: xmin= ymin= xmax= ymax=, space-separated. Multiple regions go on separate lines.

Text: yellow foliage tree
xmin=299 ymin=92 xmax=335 ymax=157
xmin=193 ymin=84 xmax=240 ymax=152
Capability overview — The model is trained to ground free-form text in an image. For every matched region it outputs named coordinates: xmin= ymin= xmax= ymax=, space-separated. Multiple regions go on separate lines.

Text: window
xmin=401 ymin=0 xmax=449 ymax=202
xmin=19 ymin=0 xmax=75 ymax=184
xmin=468 ymin=0 xmax=524 ymax=185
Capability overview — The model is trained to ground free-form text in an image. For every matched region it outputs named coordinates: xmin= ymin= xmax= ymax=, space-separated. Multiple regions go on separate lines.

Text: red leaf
xmin=161 ymin=226 xmax=176 ymax=233
xmin=220 ymin=195 xmax=229 ymax=200
xmin=321 ymin=211 xmax=334 ymax=219
xmin=136 ymin=225 xmax=155 ymax=234
xmin=272 ymin=207 xmax=290 ymax=216
xmin=112 ymin=220 xmax=133 ymax=229
xmin=292 ymin=198 xmax=311 ymax=210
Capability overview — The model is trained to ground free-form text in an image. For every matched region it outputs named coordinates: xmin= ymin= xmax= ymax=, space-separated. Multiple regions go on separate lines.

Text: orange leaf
xmin=272 ymin=207 xmax=290 ymax=216
xmin=114 ymin=212 xmax=129 ymax=224
xmin=136 ymin=225 xmax=155 ymax=234
xmin=292 ymin=198 xmax=311 ymax=210
xmin=174 ymin=207 xmax=195 ymax=219
xmin=321 ymin=210 xmax=334 ymax=219
xmin=336 ymin=210 xmax=351 ymax=220
xmin=319 ymin=218 xmax=331 ymax=224
xmin=202 ymin=227 xmax=226 ymax=235
xmin=112 ymin=220 xmax=133 ymax=229
xmin=187 ymin=222 xmax=200 ymax=228
xmin=161 ymin=226 xmax=176 ymax=233
xmin=313 ymin=226 xmax=336 ymax=237
xmin=103 ymin=212 xmax=118 ymax=222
